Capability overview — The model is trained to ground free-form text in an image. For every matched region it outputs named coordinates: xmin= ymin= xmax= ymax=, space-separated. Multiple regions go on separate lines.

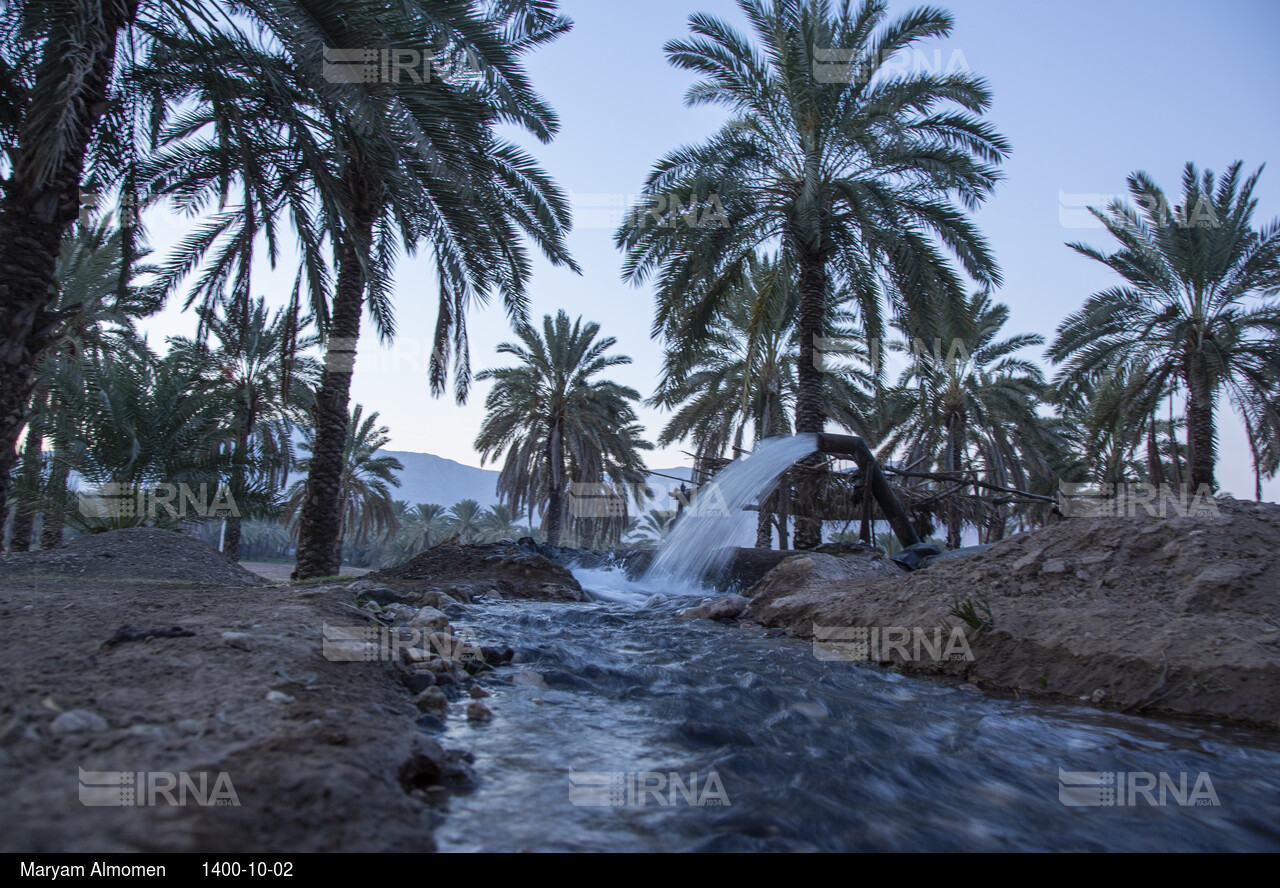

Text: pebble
xmin=414 ymin=687 xmax=449 ymax=714
xmin=465 ymin=702 xmax=493 ymax=722
xmin=266 ymin=690 xmax=295 ymax=704
xmin=468 ymin=685 xmax=490 ymax=699
xmin=221 ymin=631 xmax=252 ymax=650
xmin=50 ymin=710 xmax=109 ymax=734
xmin=410 ymin=606 xmax=450 ymax=632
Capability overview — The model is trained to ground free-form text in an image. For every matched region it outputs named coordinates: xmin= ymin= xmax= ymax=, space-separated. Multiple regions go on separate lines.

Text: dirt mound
xmin=0 ymin=527 xmax=266 ymax=586
xmin=362 ymin=540 xmax=586 ymax=602
xmin=745 ymin=497 xmax=1280 ymax=729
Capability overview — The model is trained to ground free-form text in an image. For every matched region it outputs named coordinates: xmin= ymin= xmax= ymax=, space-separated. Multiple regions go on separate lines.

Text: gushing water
xmin=646 ymin=433 xmax=819 ymax=588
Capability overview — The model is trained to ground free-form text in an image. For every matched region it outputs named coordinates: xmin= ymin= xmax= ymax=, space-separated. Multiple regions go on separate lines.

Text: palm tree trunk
xmin=544 ymin=421 xmax=564 ymax=546
xmin=221 ymin=424 xmax=251 ymax=561
xmin=1167 ymin=400 xmax=1184 ymax=492
xmin=1244 ymin=419 xmax=1263 ymax=502
xmin=293 ymin=194 xmax=375 ymax=580
xmin=755 ymin=498 xmax=773 ymax=548
xmin=40 ymin=455 xmax=70 ymax=549
xmin=793 ymin=255 xmax=827 ymax=550
xmin=1146 ymin=415 xmax=1166 ymax=488
xmin=946 ymin=413 xmax=963 ymax=550
xmin=8 ymin=423 xmax=43 ymax=552
xmin=0 ymin=2 xmax=137 ymax=528
xmin=777 ymin=477 xmax=790 ymax=549
xmin=1185 ymin=358 xmax=1217 ymax=494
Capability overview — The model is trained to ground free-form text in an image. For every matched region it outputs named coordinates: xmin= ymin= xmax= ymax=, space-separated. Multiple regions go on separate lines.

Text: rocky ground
xmin=0 ymin=530 xmax=512 ymax=852
xmin=731 ymin=498 xmax=1280 ymax=730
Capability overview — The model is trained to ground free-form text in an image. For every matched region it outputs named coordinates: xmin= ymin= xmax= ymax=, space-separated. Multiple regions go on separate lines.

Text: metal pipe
xmin=814 ymin=433 xmax=922 ymax=549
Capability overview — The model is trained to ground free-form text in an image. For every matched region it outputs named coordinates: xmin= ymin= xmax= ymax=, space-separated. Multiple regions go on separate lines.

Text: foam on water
xmin=645 ymin=433 xmax=819 ymax=588
xmin=571 ymin=565 xmax=706 ymax=606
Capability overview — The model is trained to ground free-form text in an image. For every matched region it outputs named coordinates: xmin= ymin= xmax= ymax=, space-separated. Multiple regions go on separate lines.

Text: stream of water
xmin=645 ymin=434 xmax=819 ymax=587
xmin=432 ymin=575 xmax=1280 ymax=852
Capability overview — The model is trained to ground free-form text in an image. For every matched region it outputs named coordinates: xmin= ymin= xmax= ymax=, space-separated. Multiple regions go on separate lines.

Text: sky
xmin=136 ymin=0 xmax=1280 ymax=501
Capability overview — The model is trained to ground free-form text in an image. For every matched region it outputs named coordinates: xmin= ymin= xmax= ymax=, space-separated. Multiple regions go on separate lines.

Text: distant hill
xmin=383 ymin=451 xmax=501 ymax=508
xmin=382 ymin=450 xmax=695 ymax=512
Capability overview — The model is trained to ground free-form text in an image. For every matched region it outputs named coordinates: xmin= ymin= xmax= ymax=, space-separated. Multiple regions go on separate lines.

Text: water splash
xmin=570 ymin=566 xmax=704 ymax=606
xmin=645 ymin=433 xmax=819 ymax=588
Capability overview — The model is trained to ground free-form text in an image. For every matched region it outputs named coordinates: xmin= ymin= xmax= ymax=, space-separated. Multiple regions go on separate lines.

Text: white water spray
xmin=645 ymin=434 xmax=819 ymax=589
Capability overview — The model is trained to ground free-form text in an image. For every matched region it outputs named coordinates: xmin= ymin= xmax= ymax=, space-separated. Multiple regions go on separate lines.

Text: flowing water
xmin=646 ymin=434 xmax=819 ymax=587
xmin=433 ymin=575 xmax=1280 ymax=852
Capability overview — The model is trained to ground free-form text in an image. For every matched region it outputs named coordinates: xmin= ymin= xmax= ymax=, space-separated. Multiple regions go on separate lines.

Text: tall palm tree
xmin=1051 ymin=162 xmax=1280 ymax=494
xmin=617 ymin=0 xmax=1008 ymax=547
xmin=0 ymin=0 xmax=426 ymax=526
xmin=285 ymin=404 xmax=402 ymax=573
xmin=474 ymin=311 xmax=652 ymax=547
xmin=168 ymin=296 xmax=321 ymax=560
xmin=132 ymin=6 xmax=578 ymax=579
xmin=880 ymin=291 xmax=1064 ymax=547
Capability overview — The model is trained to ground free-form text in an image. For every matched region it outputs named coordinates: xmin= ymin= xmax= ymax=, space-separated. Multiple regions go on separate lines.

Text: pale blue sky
xmin=139 ymin=0 xmax=1280 ymax=499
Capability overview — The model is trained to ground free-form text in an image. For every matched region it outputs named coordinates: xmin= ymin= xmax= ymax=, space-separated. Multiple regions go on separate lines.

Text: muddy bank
xmin=0 ymin=556 xmax=507 ymax=851
xmin=362 ymin=539 xmax=586 ymax=602
xmin=741 ymin=498 xmax=1280 ymax=730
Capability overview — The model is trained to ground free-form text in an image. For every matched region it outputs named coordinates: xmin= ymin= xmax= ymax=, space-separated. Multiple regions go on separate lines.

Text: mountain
xmin=382 ymin=451 xmax=501 ymax=508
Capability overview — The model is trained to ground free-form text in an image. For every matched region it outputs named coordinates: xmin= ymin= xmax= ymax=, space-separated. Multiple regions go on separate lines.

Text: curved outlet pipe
xmin=814 ymin=433 xmax=922 ymax=549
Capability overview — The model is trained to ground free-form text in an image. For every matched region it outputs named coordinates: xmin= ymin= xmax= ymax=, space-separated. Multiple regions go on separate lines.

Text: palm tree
xmin=474 ymin=311 xmax=652 ymax=547
xmin=67 ymin=344 xmax=244 ymax=533
xmin=8 ymin=220 xmax=163 ymax=549
xmin=880 ymin=291 xmax=1064 ymax=547
xmin=476 ymin=503 xmax=524 ymax=543
xmin=401 ymin=502 xmax=451 ymax=553
xmin=617 ymin=0 xmax=1009 ymax=547
xmin=1051 ymin=162 xmax=1280 ymax=494
xmin=446 ymin=499 xmax=485 ymax=545
xmin=168 ymin=296 xmax=321 ymax=560
xmin=0 ymin=0 xmax=433 ymax=526
xmin=129 ymin=5 xmax=578 ymax=579
xmin=650 ymin=253 xmax=878 ymax=546
xmin=285 ymin=404 xmax=402 ymax=573
xmin=651 ymin=255 xmax=797 ymax=471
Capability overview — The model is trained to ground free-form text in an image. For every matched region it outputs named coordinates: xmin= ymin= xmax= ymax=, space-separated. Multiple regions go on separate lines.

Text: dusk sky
xmin=138 ymin=0 xmax=1280 ymax=500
